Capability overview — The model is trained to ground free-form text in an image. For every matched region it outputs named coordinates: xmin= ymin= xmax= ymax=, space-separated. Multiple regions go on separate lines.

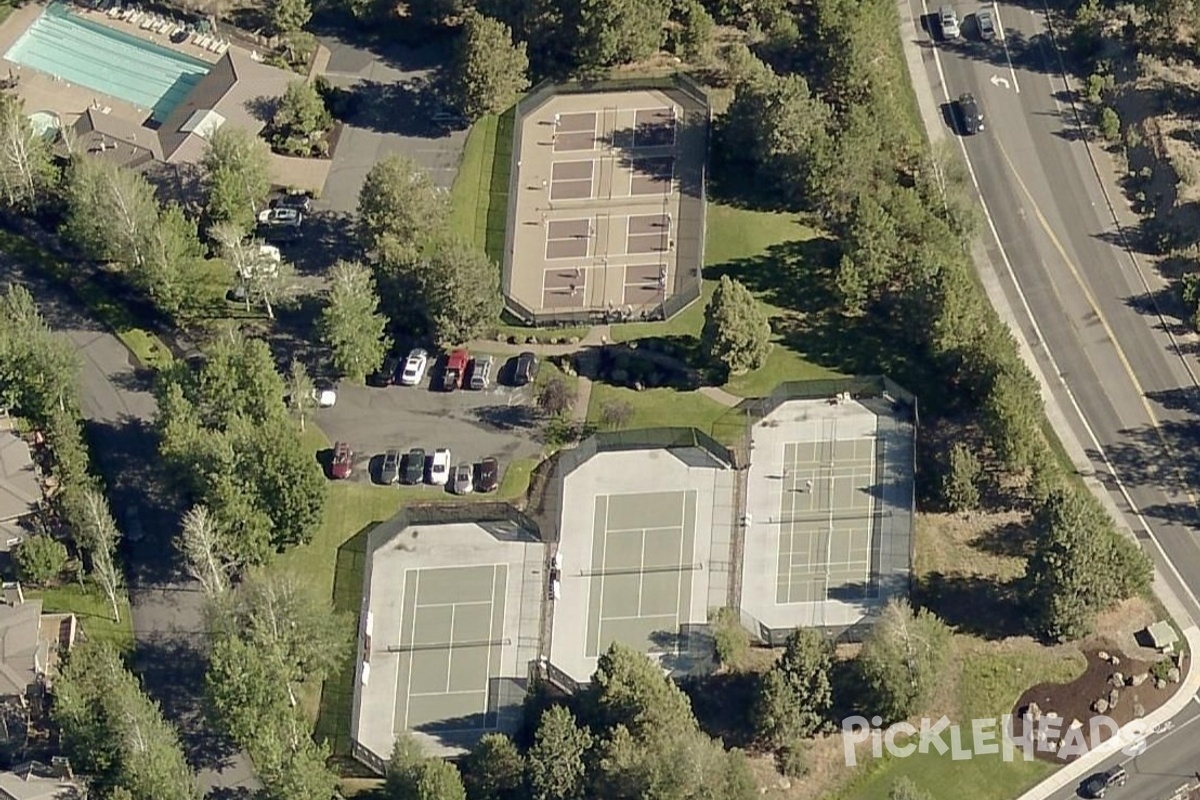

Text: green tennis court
xmin=585 ymin=490 xmax=699 ymax=658
xmin=394 ymin=564 xmax=508 ymax=734
xmin=777 ymin=439 xmax=877 ymax=604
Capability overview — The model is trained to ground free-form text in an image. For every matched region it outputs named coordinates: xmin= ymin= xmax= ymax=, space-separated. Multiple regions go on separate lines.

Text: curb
xmin=1013 ymin=625 xmax=1200 ymax=800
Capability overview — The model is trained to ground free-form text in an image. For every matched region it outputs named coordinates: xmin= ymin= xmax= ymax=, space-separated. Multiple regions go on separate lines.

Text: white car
xmin=257 ymin=207 xmax=303 ymax=227
xmin=400 ymin=348 xmax=429 ymax=386
xmin=452 ymin=463 xmax=474 ymax=495
xmin=429 ymin=448 xmax=451 ymax=485
xmin=310 ymin=388 xmax=337 ymax=408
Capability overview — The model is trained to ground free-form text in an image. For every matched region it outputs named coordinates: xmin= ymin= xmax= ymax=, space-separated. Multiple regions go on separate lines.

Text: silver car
xmin=452 ymin=463 xmax=474 ymax=495
xmin=939 ymin=5 xmax=960 ymax=39
xmin=976 ymin=8 xmax=996 ymax=40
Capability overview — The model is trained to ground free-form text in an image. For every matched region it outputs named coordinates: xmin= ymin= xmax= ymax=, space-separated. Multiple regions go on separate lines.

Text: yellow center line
xmin=993 ymin=137 xmax=1199 ymax=507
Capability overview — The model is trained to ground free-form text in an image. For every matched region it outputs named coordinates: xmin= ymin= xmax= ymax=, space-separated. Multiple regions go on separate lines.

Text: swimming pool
xmin=5 ymin=4 xmax=211 ymax=122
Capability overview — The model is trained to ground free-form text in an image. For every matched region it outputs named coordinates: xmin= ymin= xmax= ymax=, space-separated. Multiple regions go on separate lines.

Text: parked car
xmin=257 ymin=207 xmax=303 ymax=228
xmin=311 ymin=388 xmax=337 ymax=408
xmin=957 ymin=93 xmax=984 ymax=135
xmin=371 ymin=354 xmax=402 ymax=387
xmin=442 ymin=348 xmax=470 ymax=391
xmin=452 ymin=463 xmax=474 ymax=494
xmin=476 ymin=458 xmax=499 ymax=493
xmin=469 ymin=355 xmax=495 ymax=390
xmin=513 ymin=351 xmax=539 ymax=386
xmin=1082 ymin=766 xmax=1126 ymax=799
xmin=331 ymin=442 xmax=353 ymax=479
xmin=938 ymin=4 xmax=960 ymax=39
xmin=402 ymin=448 xmax=426 ymax=485
xmin=976 ymin=7 xmax=996 ymax=40
xmin=400 ymin=348 xmax=429 ymax=386
xmin=272 ymin=191 xmax=313 ymax=214
xmin=381 ymin=448 xmax=400 ymax=484
xmin=429 ymin=448 xmax=451 ymax=485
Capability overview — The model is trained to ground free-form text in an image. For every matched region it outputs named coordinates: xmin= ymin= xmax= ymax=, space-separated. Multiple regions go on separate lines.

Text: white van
xmin=469 ymin=355 xmax=494 ymax=390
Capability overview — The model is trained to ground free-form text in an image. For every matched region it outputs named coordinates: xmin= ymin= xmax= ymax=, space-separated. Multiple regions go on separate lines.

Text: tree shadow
xmin=971 ymin=517 xmax=1037 ymax=559
xmin=338 ymin=76 xmax=450 ymax=137
xmin=913 ymin=572 xmax=1028 ymax=639
xmin=679 ymin=671 xmax=759 ymax=748
xmin=471 ymin=405 xmax=540 ymax=431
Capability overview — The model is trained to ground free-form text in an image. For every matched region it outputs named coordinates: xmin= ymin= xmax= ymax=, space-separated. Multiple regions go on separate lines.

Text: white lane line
xmin=1117 ymin=703 xmax=1200 ymax=765
xmin=914 ymin=0 xmax=1200 ymax=620
xmin=992 ymin=1 xmax=1020 ymax=93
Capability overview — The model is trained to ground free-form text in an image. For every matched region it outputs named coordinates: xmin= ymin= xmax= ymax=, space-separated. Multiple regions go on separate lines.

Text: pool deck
xmin=0 ymin=3 xmax=330 ymax=194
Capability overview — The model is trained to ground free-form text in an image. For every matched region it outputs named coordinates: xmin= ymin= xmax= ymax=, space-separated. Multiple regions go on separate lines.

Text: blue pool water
xmin=5 ymin=4 xmax=211 ymax=122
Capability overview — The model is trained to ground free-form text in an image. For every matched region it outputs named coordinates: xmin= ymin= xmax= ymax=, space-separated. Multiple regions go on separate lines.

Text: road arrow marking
xmin=990 ymin=74 xmax=1011 ymax=89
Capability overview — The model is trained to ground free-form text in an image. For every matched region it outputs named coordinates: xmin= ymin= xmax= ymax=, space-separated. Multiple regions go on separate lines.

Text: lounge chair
xmin=214 ymin=39 xmax=228 ymax=54
xmin=129 ymin=10 xmax=143 ymax=23
xmin=155 ymin=18 xmax=169 ymax=32
xmin=207 ymin=36 xmax=221 ymax=51
xmin=107 ymin=3 xmax=121 ymax=18
xmin=197 ymin=34 xmax=212 ymax=48
xmin=191 ymin=30 xmax=204 ymax=44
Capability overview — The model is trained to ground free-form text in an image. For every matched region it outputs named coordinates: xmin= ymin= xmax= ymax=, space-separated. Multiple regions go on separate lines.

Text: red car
xmin=441 ymin=348 xmax=470 ymax=391
xmin=331 ymin=442 xmax=353 ymax=479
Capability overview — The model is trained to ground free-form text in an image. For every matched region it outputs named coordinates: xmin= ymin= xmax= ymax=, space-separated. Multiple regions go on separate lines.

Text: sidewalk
xmin=894 ymin=0 xmax=1200 ymax=791
xmin=1015 ymin=625 xmax=1200 ymax=800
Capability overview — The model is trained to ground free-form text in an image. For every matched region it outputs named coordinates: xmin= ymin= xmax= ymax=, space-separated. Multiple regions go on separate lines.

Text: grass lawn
xmin=448 ymin=109 xmax=515 ymax=265
xmin=609 ymin=203 xmax=839 ymax=397
xmin=29 ymin=584 xmax=134 ymax=654
xmin=587 ymin=382 xmax=732 ymax=441
xmin=834 ymin=642 xmax=1083 ymax=800
xmin=285 ymin=422 xmax=542 ymax=755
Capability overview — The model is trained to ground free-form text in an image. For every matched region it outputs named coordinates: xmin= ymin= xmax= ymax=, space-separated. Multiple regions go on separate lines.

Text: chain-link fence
xmin=502 ymin=74 xmax=710 ymax=328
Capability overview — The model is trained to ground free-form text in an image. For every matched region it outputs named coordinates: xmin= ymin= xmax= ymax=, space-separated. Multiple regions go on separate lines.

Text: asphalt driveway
xmin=315 ymin=373 xmax=544 ymax=488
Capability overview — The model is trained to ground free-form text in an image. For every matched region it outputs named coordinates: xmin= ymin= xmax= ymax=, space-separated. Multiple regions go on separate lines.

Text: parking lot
xmin=313 ymin=360 xmax=544 ymax=491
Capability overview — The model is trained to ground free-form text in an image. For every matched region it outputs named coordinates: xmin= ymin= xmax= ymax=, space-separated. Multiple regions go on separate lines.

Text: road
xmin=909 ymin=0 xmax=1200 ymax=624
xmin=0 ymin=249 xmax=258 ymax=795
xmin=905 ymin=0 xmax=1200 ymax=794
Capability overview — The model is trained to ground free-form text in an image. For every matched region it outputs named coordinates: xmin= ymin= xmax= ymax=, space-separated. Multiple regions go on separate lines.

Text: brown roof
xmin=159 ymin=49 xmax=294 ymax=164
xmin=68 ymin=108 xmax=163 ymax=169
xmin=0 ymin=762 xmax=82 ymax=800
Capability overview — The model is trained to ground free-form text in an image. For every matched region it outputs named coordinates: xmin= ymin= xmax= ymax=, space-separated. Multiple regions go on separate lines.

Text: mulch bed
xmin=1011 ymin=643 xmax=1185 ymax=762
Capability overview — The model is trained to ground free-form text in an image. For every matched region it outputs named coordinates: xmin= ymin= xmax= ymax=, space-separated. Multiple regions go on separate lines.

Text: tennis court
xmin=775 ymin=439 xmax=876 ymax=604
xmin=394 ymin=564 xmax=509 ymax=734
xmin=585 ymin=490 xmax=698 ymax=658
xmin=504 ymin=86 xmax=708 ymax=319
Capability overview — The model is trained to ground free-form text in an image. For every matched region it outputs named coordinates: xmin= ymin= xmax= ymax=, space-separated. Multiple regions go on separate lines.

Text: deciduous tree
xmin=203 ymin=126 xmax=273 ymax=231
xmin=269 ymin=0 xmax=312 ymax=35
xmin=536 ymin=375 xmax=575 ymax=416
xmin=141 ymin=203 xmax=206 ymax=320
xmin=284 ymin=359 xmax=315 ymax=432
xmin=14 ymin=534 xmax=68 ymax=586
xmin=320 ymin=260 xmax=390 ymax=382
xmin=53 ymin=642 xmax=198 ymax=800
xmin=418 ymin=240 xmax=502 ymax=346
xmin=178 ymin=504 xmax=230 ymax=598
xmin=211 ymin=222 xmax=295 ymax=319
xmin=701 ymin=275 xmax=771 ymax=375
xmin=357 ymin=155 xmax=446 ymax=265
xmin=63 ymin=156 xmax=159 ymax=269
xmin=0 ymin=93 xmax=56 ymax=211
xmin=599 ymin=399 xmax=634 ymax=430
xmin=74 ymin=487 xmax=123 ymax=623
xmin=450 ymin=10 xmax=530 ymax=121
xmin=271 ymin=80 xmax=331 ymax=155
xmin=858 ymin=600 xmax=950 ymax=723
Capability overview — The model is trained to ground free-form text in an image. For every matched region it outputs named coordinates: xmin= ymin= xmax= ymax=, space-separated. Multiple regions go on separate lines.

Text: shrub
xmin=15 ymin=534 xmax=68 ymax=586
xmin=1098 ymin=106 xmax=1121 ymax=141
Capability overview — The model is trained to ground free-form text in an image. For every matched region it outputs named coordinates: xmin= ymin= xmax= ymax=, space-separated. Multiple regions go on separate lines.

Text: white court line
xmin=482 ymin=565 xmax=501 ymax=719
xmin=673 ymin=493 xmax=689 ymax=652
xmin=398 ymin=568 xmax=422 ymax=733
xmin=411 ymin=599 xmax=492 ymax=609
xmin=443 ymin=604 xmax=458 ymax=694
xmin=594 ymin=496 xmax=611 ymax=657
xmin=409 ymin=688 xmax=489 ymax=698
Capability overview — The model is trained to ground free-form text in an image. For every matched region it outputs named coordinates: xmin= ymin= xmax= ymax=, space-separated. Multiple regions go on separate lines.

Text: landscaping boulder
xmin=1109 ymin=689 xmax=1120 ymax=708
xmin=495 ymin=333 xmax=507 ymax=342
xmin=526 ymin=336 xmax=537 ymax=344
xmin=569 ymin=337 xmax=580 ymax=345
xmin=1111 ymin=655 xmax=1121 ymax=666
xmin=1169 ymin=667 xmax=1181 ymax=683
xmin=1130 ymin=672 xmax=1150 ymax=687
xmin=1024 ymin=702 xmax=1041 ymax=720
xmin=1092 ymin=699 xmax=1109 ymax=714
xmin=508 ymin=335 xmax=519 ymax=345
xmin=1098 ymin=651 xmax=1110 ymax=662
xmin=1155 ymin=678 xmax=1168 ymax=690
xmin=1134 ymin=703 xmax=1145 ymax=718
xmin=1110 ymin=672 xmax=1125 ymax=687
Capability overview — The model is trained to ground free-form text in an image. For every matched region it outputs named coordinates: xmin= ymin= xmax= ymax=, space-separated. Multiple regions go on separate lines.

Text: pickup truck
xmin=442 ymin=348 xmax=469 ymax=391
